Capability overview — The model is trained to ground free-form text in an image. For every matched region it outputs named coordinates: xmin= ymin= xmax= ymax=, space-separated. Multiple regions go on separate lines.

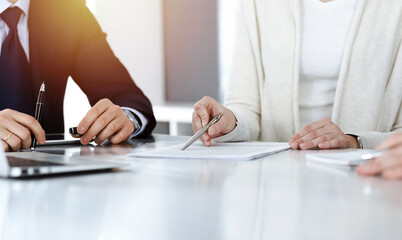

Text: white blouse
xmin=299 ymin=0 xmax=358 ymax=128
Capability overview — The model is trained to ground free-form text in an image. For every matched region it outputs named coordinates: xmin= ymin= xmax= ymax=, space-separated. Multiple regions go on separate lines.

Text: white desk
xmin=0 ymin=134 xmax=401 ymax=240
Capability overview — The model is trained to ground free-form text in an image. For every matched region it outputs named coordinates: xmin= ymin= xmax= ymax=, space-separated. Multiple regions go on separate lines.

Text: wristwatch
xmin=348 ymin=134 xmax=363 ymax=149
xmin=356 ymin=135 xmax=364 ymax=149
xmin=122 ymin=109 xmax=141 ymax=135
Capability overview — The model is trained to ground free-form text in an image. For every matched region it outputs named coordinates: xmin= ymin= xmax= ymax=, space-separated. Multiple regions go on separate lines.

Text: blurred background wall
xmin=164 ymin=0 xmax=219 ymax=102
xmin=64 ymin=0 xmax=236 ymax=136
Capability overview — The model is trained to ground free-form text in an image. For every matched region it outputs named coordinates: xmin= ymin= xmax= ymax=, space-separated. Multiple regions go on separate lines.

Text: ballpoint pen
xmin=31 ymin=82 xmax=45 ymax=151
xmin=348 ymin=150 xmax=388 ymax=167
xmin=360 ymin=150 xmax=387 ymax=160
xmin=182 ymin=113 xmax=223 ymax=151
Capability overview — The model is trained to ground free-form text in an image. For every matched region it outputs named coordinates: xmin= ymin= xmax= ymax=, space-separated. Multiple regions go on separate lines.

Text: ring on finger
xmin=3 ymin=132 xmax=13 ymax=142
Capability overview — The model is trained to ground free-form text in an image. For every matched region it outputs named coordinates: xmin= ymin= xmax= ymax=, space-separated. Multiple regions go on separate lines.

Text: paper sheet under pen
xmin=127 ymin=142 xmax=291 ymax=161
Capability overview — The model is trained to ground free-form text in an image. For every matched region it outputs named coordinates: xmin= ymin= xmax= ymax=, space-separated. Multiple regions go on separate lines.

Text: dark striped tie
xmin=0 ymin=7 xmax=35 ymax=116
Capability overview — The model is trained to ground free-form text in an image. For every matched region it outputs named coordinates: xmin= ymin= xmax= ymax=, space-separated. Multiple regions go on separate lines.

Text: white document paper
xmin=127 ymin=142 xmax=291 ymax=161
xmin=306 ymin=150 xmax=384 ymax=167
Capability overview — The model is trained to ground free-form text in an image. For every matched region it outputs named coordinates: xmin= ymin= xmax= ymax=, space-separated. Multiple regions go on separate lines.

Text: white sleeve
xmin=218 ymin=0 xmax=261 ymax=142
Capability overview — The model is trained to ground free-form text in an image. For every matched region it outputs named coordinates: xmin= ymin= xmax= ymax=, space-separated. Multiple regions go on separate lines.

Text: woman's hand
xmin=356 ymin=133 xmax=402 ymax=180
xmin=289 ymin=118 xmax=358 ymax=150
xmin=192 ymin=96 xmax=237 ymax=147
xmin=0 ymin=109 xmax=46 ymax=152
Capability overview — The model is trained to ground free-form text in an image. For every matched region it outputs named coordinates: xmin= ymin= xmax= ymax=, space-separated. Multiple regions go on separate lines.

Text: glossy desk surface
xmin=0 ymin=134 xmax=401 ymax=240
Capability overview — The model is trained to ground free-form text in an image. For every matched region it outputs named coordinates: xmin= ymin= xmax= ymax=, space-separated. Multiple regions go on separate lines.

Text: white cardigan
xmin=219 ymin=0 xmax=402 ymax=149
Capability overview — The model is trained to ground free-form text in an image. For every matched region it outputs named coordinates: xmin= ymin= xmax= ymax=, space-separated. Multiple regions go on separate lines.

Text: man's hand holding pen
xmin=1 ymin=85 xmax=134 ymax=152
xmin=0 ymin=109 xmax=46 ymax=152
xmin=0 ymin=82 xmax=46 ymax=152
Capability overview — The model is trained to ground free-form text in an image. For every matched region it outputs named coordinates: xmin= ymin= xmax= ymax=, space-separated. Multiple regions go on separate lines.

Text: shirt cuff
xmin=121 ymin=107 xmax=148 ymax=138
xmin=213 ymin=109 xmax=249 ymax=142
xmin=213 ymin=124 xmax=243 ymax=142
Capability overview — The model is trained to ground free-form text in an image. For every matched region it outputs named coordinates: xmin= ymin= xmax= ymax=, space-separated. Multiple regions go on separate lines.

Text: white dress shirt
xmin=299 ymin=0 xmax=358 ymax=128
xmin=0 ymin=0 xmax=148 ymax=137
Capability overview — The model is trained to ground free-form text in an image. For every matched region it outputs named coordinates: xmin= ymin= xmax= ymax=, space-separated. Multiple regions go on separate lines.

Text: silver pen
xmin=360 ymin=150 xmax=387 ymax=160
xmin=182 ymin=113 xmax=223 ymax=151
xmin=349 ymin=150 xmax=387 ymax=167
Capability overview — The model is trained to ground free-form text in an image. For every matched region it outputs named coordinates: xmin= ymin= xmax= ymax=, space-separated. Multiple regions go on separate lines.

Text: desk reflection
xmin=0 ymin=135 xmax=401 ymax=240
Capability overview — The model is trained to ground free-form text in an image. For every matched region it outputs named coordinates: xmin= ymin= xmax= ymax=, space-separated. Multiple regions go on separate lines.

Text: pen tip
xmin=40 ymin=83 xmax=45 ymax=91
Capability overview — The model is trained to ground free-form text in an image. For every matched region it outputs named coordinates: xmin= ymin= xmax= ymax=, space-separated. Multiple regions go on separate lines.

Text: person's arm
xmin=289 ymin=40 xmax=402 ymax=150
xmin=220 ymin=0 xmax=261 ymax=142
xmin=68 ymin=1 xmax=156 ymax=144
xmin=347 ymin=40 xmax=402 ymax=149
xmin=191 ymin=0 xmax=261 ymax=145
xmin=348 ymin=85 xmax=402 ymax=149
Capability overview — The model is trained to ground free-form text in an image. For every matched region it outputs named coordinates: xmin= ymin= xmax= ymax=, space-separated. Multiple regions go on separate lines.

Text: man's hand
xmin=356 ymin=133 xmax=402 ymax=180
xmin=192 ymin=96 xmax=237 ymax=147
xmin=77 ymin=99 xmax=134 ymax=145
xmin=0 ymin=109 xmax=46 ymax=152
xmin=289 ymin=118 xmax=358 ymax=150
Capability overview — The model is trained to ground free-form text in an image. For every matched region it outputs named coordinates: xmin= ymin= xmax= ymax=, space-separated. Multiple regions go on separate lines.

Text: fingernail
xmin=203 ymin=134 xmax=208 ymax=141
xmin=300 ymin=143 xmax=307 ymax=149
xmin=79 ymin=126 xmax=85 ymax=133
xmin=291 ymin=142 xmax=298 ymax=149
xmin=81 ymin=137 xmax=88 ymax=144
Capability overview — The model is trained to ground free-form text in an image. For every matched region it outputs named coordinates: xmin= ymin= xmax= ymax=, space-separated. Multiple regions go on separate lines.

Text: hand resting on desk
xmin=0 ymin=98 xmax=134 ymax=152
xmin=76 ymin=99 xmax=135 ymax=146
xmin=289 ymin=118 xmax=358 ymax=150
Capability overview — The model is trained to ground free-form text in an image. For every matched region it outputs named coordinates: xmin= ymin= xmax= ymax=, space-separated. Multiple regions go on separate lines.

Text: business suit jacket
xmin=25 ymin=0 xmax=156 ymax=135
